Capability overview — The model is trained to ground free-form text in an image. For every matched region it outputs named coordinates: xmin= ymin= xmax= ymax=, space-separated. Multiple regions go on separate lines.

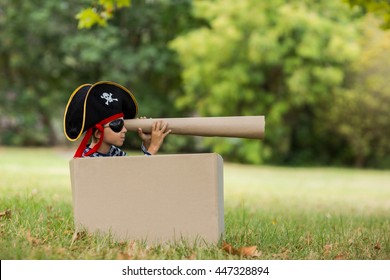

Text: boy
xmin=64 ymin=81 xmax=170 ymax=157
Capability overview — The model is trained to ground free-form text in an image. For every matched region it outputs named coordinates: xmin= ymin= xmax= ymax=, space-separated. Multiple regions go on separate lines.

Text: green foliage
xmin=76 ymin=7 xmax=109 ymax=29
xmin=0 ymin=0 xmax=201 ymax=150
xmin=0 ymin=0 xmax=86 ymax=145
xmin=76 ymin=0 xmax=131 ymax=29
xmin=1 ymin=0 xmax=389 ymax=167
xmin=64 ymin=0 xmax=207 ymax=151
xmin=63 ymin=0 xmax=203 ymax=114
xmin=327 ymin=16 xmax=390 ymax=167
xmin=170 ymin=0 xmax=363 ymax=164
xmin=345 ymin=0 xmax=390 ymax=29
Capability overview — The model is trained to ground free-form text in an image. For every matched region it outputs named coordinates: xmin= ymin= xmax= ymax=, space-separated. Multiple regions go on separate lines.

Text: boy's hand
xmin=137 ymin=129 xmax=152 ymax=147
xmin=137 ymin=119 xmax=171 ymax=155
xmin=137 ymin=116 xmax=152 ymax=148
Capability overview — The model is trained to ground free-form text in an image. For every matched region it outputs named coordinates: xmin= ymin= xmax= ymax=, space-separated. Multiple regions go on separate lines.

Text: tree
xmin=65 ymin=0 xmax=205 ymax=119
xmin=76 ymin=0 xmax=131 ymax=29
xmin=345 ymin=0 xmax=390 ymax=29
xmin=76 ymin=1 xmax=390 ymax=30
xmin=0 ymin=0 xmax=86 ymax=145
xmin=327 ymin=16 xmax=390 ymax=167
xmin=0 ymin=0 xmax=203 ymax=149
xmin=170 ymin=0 xmax=363 ymax=164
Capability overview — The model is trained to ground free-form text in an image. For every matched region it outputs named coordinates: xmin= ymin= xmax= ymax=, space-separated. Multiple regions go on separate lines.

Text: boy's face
xmin=103 ymin=117 xmax=127 ymax=147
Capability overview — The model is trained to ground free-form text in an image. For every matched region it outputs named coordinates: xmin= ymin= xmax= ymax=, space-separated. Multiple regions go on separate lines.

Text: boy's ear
xmin=93 ymin=129 xmax=102 ymax=140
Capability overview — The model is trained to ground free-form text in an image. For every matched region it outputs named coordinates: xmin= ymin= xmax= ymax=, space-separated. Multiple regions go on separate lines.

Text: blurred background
xmin=1 ymin=0 xmax=389 ymax=168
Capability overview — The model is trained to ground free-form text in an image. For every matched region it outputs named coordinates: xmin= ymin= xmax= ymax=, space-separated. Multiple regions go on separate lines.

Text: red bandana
xmin=73 ymin=113 xmax=124 ymax=158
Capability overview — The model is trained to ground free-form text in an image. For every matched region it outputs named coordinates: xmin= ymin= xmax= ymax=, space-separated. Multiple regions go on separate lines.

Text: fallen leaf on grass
xmin=0 ymin=209 xmax=11 ymax=219
xmin=26 ymin=230 xmax=41 ymax=246
xmin=222 ymin=241 xmax=235 ymax=254
xmin=117 ymin=252 xmax=133 ymax=260
xmin=334 ymin=254 xmax=348 ymax=260
xmin=222 ymin=241 xmax=261 ymax=257
xmin=186 ymin=253 xmax=197 ymax=260
xmin=334 ymin=254 xmax=347 ymax=260
xmin=374 ymin=243 xmax=381 ymax=250
xmin=70 ymin=231 xmax=87 ymax=246
xmin=237 ymin=245 xmax=258 ymax=257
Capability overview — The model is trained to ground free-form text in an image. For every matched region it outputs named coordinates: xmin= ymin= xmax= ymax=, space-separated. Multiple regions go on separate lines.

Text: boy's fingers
xmin=155 ymin=121 xmax=165 ymax=131
xmin=161 ymin=122 xmax=168 ymax=131
xmin=151 ymin=120 xmax=170 ymax=134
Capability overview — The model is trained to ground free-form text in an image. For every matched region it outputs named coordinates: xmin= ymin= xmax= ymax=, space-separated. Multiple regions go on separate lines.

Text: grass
xmin=0 ymin=147 xmax=389 ymax=259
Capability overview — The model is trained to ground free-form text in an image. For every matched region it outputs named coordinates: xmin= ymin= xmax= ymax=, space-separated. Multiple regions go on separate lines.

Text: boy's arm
xmin=141 ymin=143 xmax=152 ymax=156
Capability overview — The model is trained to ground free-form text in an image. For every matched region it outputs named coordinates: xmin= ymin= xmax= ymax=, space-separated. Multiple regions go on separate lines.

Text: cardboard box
xmin=69 ymin=153 xmax=224 ymax=244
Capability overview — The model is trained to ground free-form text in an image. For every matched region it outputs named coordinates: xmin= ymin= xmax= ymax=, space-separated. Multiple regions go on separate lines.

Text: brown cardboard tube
xmin=124 ymin=116 xmax=265 ymax=139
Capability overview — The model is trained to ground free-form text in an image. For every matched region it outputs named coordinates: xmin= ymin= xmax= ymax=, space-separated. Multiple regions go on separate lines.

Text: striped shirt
xmin=82 ymin=145 xmax=127 ymax=157
xmin=82 ymin=144 xmax=151 ymax=157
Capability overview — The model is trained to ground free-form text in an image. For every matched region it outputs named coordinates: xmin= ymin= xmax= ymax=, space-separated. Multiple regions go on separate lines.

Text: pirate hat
xmin=64 ymin=81 xmax=138 ymax=157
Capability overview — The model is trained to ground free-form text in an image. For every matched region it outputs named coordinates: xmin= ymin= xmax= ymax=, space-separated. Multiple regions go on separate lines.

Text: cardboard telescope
xmin=125 ymin=115 xmax=265 ymax=139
